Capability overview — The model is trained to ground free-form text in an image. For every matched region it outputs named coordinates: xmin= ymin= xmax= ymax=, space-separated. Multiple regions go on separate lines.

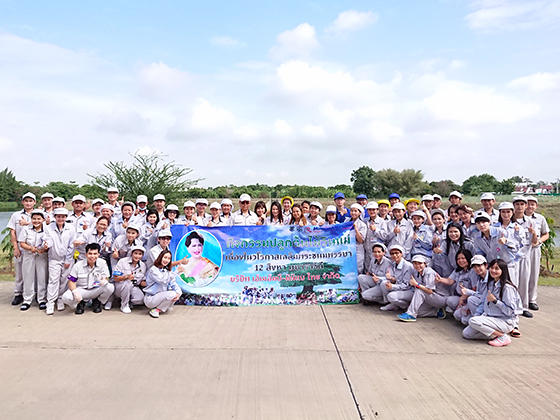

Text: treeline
xmin=0 ymin=156 xmax=545 ymax=205
xmin=350 ymin=166 xmax=525 ymax=198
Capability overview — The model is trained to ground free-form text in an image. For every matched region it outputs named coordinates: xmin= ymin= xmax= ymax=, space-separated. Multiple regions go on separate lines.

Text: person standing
xmin=7 ymin=192 xmax=36 ymax=306
xmin=43 ymin=208 xmax=76 ymax=314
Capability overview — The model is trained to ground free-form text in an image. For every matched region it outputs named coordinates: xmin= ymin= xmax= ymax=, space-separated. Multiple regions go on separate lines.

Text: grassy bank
xmin=0 ymin=202 xmax=19 ymax=212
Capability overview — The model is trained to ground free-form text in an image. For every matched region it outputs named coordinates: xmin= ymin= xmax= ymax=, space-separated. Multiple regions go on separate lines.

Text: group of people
xmin=6 ymin=188 xmax=550 ymax=345
xmin=351 ymin=190 xmax=549 ymax=347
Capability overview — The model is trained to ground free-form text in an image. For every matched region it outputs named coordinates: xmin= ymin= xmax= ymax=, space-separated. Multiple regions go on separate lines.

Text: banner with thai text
xmin=169 ymin=222 xmax=359 ymax=306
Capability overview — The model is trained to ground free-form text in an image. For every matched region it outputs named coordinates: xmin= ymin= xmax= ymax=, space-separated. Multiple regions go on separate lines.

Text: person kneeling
xmin=61 ymin=243 xmax=114 ymax=315
xmin=398 ymin=255 xmax=448 ymax=322
xmin=143 ymin=250 xmax=181 ymax=318
xmin=111 ymin=245 xmax=147 ymax=314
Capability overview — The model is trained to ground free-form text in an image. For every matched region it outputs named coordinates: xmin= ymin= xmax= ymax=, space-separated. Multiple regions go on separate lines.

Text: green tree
xmin=0 ymin=168 xmax=23 ymax=202
xmin=541 ymin=213 xmax=556 ymax=271
xmin=429 ymin=180 xmax=462 ymax=197
xmin=350 ymin=166 xmax=377 ymax=197
xmin=373 ymin=169 xmax=403 ymax=196
xmin=462 ymin=174 xmax=499 ymax=196
xmin=496 ymin=177 xmax=517 ymax=195
xmin=42 ymin=181 xmax=82 ymax=200
xmin=88 ymin=152 xmax=201 ymax=204
xmin=276 ymin=262 xmax=343 ymax=294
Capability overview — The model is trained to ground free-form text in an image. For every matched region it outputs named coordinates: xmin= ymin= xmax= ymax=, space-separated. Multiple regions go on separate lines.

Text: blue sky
xmin=1 ymin=0 xmax=559 ymax=189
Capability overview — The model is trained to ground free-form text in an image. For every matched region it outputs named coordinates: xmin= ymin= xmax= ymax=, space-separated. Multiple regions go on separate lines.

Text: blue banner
xmin=169 ymin=222 xmax=359 ymax=306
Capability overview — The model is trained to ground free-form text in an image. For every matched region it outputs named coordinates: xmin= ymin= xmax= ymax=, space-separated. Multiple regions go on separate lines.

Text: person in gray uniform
xmin=143 ymin=250 xmax=182 ymax=318
xmin=61 ymin=243 xmax=114 ymax=315
xmin=462 ymin=259 xmax=523 ymax=347
xmin=111 ymin=245 xmax=147 ymax=313
xmin=19 ymin=209 xmax=49 ymax=311
xmin=397 ymin=255 xmax=449 ymax=322
xmin=43 ymin=208 xmax=76 ymax=314
xmin=524 ymin=196 xmax=550 ymax=311
xmin=359 ymin=243 xmax=392 ymax=304
xmin=380 ymin=245 xmax=415 ymax=311
xmin=7 ymin=192 xmax=36 ymax=306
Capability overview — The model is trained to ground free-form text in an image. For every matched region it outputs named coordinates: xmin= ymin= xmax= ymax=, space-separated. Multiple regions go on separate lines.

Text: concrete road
xmin=1 ymin=281 xmax=559 ymax=420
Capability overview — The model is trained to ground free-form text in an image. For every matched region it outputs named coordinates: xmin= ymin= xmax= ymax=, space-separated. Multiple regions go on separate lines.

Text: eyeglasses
xmin=240 ymin=201 xmax=250 ymax=204
xmin=160 ymin=237 xmax=172 ymax=240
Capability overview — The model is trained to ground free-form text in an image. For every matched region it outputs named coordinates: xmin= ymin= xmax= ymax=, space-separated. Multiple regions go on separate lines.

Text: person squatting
xmin=7 ymin=189 xmax=549 ymax=343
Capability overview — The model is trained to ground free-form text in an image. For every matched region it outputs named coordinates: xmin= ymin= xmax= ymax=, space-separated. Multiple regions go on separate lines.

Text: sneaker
xmin=104 ymin=301 xmax=112 ymax=311
xmin=528 ymin=302 xmax=539 ymax=311
xmin=489 ymin=334 xmax=512 ymax=347
xmin=39 ymin=302 xmax=47 ymax=310
xmin=149 ymin=308 xmax=161 ymax=318
xmin=46 ymin=305 xmax=55 ymax=315
xmin=397 ymin=313 xmax=417 ymax=322
xmin=437 ymin=308 xmax=446 ymax=319
xmin=57 ymin=301 xmax=65 ymax=311
xmin=92 ymin=298 xmax=102 ymax=313
xmin=380 ymin=303 xmax=396 ymax=311
xmin=121 ymin=306 xmax=132 ymax=314
xmin=20 ymin=303 xmax=30 ymax=311
xmin=522 ymin=310 xmax=533 ymax=318
xmin=12 ymin=295 xmax=23 ymax=306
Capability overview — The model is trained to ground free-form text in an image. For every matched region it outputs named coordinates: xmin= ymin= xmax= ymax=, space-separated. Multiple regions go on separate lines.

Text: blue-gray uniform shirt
xmin=388 ymin=259 xmax=415 ymax=291
xmin=380 ymin=219 xmax=414 ymax=260
xmin=475 ymin=280 xmax=523 ymax=321
xmin=449 ymin=268 xmax=479 ymax=296
xmin=473 ymin=226 xmax=521 ymax=264
xmin=367 ymin=255 xmax=392 ymax=277
xmin=410 ymin=224 xmax=433 ymax=259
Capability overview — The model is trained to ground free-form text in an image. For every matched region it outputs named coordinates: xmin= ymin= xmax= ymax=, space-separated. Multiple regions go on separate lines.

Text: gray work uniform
xmin=363 ymin=216 xmax=384 ymax=272
xmin=7 ymin=209 xmax=32 ymax=297
xmin=385 ymin=259 xmax=415 ymax=309
xmin=456 ymin=272 xmax=489 ymax=325
xmin=20 ymin=225 xmax=49 ymax=305
xmin=514 ymin=215 xmax=535 ymax=309
xmin=445 ymin=268 xmax=479 ymax=312
xmin=75 ymin=228 xmax=113 ymax=261
xmin=463 ymin=280 xmax=522 ymax=340
xmin=526 ymin=212 xmax=549 ymax=305
xmin=111 ymin=257 xmax=147 ymax=310
xmin=111 ymin=235 xmax=142 ymax=271
xmin=474 ymin=208 xmax=499 ymax=224
xmin=380 ymin=219 xmax=414 ymax=260
xmin=353 ymin=218 xmax=368 ymax=274
xmin=67 ymin=212 xmax=95 ymax=235
xmin=143 ymin=266 xmax=182 ymax=313
xmin=231 ymin=210 xmax=259 ymax=226
xmin=146 ymin=244 xmax=167 ymax=271
xmin=359 ymin=256 xmax=392 ymax=302
xmin=44 ymin=223 xmax=76 ymax=309
xmin=405 ymin=266 xmax=448 ymax=318
xmin=61 ymin=259 xmax=114 ymax=308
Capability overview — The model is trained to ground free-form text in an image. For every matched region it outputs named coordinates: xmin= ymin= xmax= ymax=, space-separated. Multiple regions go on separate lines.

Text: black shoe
xmin=75 ymin=301 xmax=86 ymax=315
xmin=12 ymin=295 xmax=23 ymax=306
xmin=529 ymin=303 xmax=539 ymax=311
xmin=522 ymin=310 xmax=533 ymax=318
xmin=20 ymin=303 xmax=30 ymax=311
xmin=39 ymin=302 xmax=47 ymax=310
xmin=92 ymin=298 xmax=102 ymax=313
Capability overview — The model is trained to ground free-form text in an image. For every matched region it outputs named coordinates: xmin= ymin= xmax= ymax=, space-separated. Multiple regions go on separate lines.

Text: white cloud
xmin=211 ymin=36 xmax=244 ymax=47
xmin=0 ymin=137 xmax=13 ymax=152
xmin=466 ymin=0 xmax=560 ymax=31
xmin=302 ymin=124 xmax=326 ymax=137
xmin=137 ymin=62 xmax=191 ymax=100
xmin=274 ymin=119 xmax=293 ymax=135
xmin=508 ymin=72 xmax=560 ymax=92
xmin=97 ymin=107 xmax=150 ymax=135
xmin=269 ymin=23 xmax=319 ymax=61
xmin=136 ymin=146 xmax=161 ymax=156
xmin=423 ymin=81 xmax=540 ymax=124
xmin=320 ymin=102 xmax=353 ymax=130
xmin=449 ymin=60 xmax=467 ymax=70
xmin=167 ymin=98 xmax=236 ymax=140
xmin=325 ymin=10 xmax=378 ymax=34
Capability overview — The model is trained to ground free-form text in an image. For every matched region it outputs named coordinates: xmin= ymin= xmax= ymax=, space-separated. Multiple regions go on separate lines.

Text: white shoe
xmin=57 ymin=301 xmax=65 ymax=311
xmin=380 ymin=303 xmax=396 ymax=311
xmin=149 ymin=308 xmax=160 ymax=318
xmin=121 ymin=306 xmax=131 ymax=314
xmin=104 ymin=301 xmax=112 ymax=310
xmin=46 ymin=305 xmax=55 ymax=315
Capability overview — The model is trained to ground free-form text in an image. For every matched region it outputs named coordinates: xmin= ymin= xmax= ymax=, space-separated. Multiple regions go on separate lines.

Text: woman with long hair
xmin=462 ymin=259 xmax=522 ymax=347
